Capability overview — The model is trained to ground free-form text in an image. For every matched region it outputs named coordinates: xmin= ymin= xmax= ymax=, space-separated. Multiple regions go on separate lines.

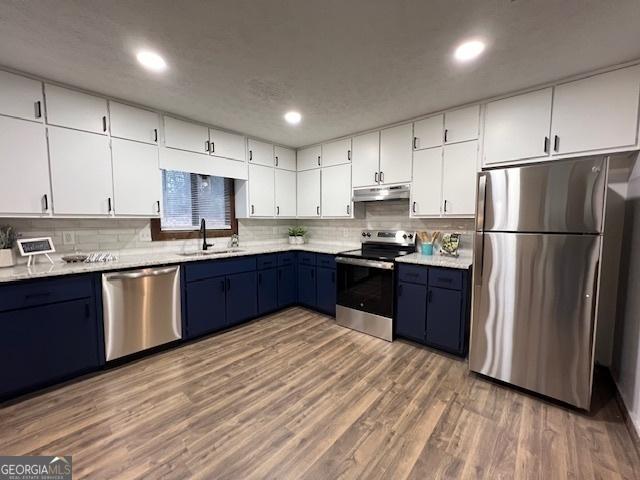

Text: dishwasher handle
xmin=103 ymin=266 xmax=179 ymax=281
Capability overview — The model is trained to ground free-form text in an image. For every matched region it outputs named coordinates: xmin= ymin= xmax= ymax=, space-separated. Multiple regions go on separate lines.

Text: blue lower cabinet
xmin=277 ymin=265 xmax=297 ymax=307
xmin=226 ymin=271 xmax=258 ymax=326
xmin=185 ymin=276 xmax=227 ymax=338
xmin=426 ymin=287 xmax=463 ymax=353
xmin=316 ymin=267 xmax=336 ymax=316
xmin=298 ymin=265 xmax=317 ymax=308
xmin=258 ymin=268 xmax=278 ymax=315
xmin=0 ymin=276 xmax=101 ymax=399
xmin=396 ymin=282 xmax=427 ymax=342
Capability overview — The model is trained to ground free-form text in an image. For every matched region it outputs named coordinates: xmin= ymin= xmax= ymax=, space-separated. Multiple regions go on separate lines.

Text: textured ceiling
xmin=1 ymin=0 xmax=640 ymax=148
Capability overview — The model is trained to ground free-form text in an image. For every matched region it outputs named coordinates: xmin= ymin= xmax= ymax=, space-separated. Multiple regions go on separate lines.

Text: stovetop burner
xmin=339 ymin=230 xmax=417 ymax=261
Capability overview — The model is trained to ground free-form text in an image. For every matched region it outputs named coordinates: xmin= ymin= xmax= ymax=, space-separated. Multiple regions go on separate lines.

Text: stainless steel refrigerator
xmin=470 ymin=156 xmax=607 ymax=410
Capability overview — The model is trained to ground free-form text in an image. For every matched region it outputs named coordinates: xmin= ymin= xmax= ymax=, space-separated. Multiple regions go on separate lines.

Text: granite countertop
xmin=395 ymin=252 xmax=473 ymax=270
xmin=0 ymin=242 xmax=359 ymax=284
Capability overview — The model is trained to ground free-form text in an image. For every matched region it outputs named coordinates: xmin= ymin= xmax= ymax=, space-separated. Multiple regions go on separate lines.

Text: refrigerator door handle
xmin=476 ymin=173 xmax=487 ymax=232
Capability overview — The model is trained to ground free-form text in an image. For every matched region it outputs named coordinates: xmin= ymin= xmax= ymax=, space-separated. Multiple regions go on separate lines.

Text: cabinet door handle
xmin=347 ymin=150 xmax=351 ymax=161
xmin=249 ymin=150 xmax=253 ymax=161
xmin=220 ymin=279 xmax=226 ymax=292
xmin=154 ymin=128 xmax=158 ymax=142
xmin=412 ymin=201 xmax=417 ymax=213
xmin=316 ymin=206 xmax=320 ymax=216
xmin=205 ymin=140 xmax=210 ymax=152
xmin=413 ymin=136 xmax=417 ymax=149
xmin=444 ymin=129 xmax=448 ymax=143
xmin=84 ymin=302 xmax=91 ymax=318
xmin=544 ymin=136 xmax=550 ymax=154
xmin=379 ymin=171 xmax=384 ymax=183
xmin=317 ymin=155 xmax=321 ymax=166
xmin=226 ymin=277 xmax=231 ymax=291
xmin=34 ymin=101 xmax=42 ymax=119
xmin=375 ymin=172 xmax=378 ymax=183
xmin=346 ymin=204 xmax=350 ymax=215
xmin=275 ymin=156 xmax=279 ymax=167
xmin=398 ymin=284 xmax=403 ymax=296
xmin=43 ymin=194 xmax=48 ymax=212
xmin=443 ymin=199 xmax=448 ymax=213
xmin=277 ymin=206 xmax=280 ymax=216
xmin=258 ymin=272 xmax=262 ymax=285
xmin=553 ymin=135 xmax=560 ymax=152
xmin=428 ymin=289 xmax=433 ymax=303
xmin=278 ymin=269 xmax=282 ymax=279
xmin=108 ymin=197 xmax=112 ymax=213
xmin=102 ymin=116 xmax=107 ymax=132
xmin=156 ymin=200 xmax=161 ymax=214
xmin=210 ymin=141 xmax=215 ymax=153
xmin=251 ymin=204 xmax=255 ymax=215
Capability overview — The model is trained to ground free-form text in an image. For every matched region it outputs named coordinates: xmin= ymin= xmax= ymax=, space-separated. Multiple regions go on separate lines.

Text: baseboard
xmin=610 ymin=373 xmax=640 ymax=451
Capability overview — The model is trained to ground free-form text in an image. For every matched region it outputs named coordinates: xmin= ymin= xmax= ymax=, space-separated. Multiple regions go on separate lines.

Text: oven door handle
xmin=335 ymin=256 xmax=395 ymax=270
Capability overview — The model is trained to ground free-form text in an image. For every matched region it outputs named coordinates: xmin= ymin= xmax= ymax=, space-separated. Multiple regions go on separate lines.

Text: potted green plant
xmin=288 ymin=226 xmax=307 ymax=245
xmin=0 ymin=225 xmax=16 ymax=268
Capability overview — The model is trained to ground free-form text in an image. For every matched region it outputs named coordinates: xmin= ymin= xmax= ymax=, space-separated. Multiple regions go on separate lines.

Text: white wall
xmin=612 ymin=162 xmax=640 ymax=434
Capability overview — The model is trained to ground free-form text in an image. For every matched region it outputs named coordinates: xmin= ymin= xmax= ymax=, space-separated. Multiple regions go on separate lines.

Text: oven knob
xmin=402 ymin=234 xmax=407 ymax=239
xmin=366 ymin=233 xmax=371 ymax=237
xmin=408 ymin=234 xmax=413 ymax=239
xmin=361 ymin=232 xmax=366 ymax=237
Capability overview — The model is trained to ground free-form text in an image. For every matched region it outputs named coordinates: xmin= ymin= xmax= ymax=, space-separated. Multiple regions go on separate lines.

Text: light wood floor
xmin=1 ymin=307 xmax=639 ymax=479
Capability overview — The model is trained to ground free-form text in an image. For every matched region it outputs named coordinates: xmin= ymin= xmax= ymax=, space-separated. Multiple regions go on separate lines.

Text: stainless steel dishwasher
xmin=102 ymin=266 xmax=182 ymax=361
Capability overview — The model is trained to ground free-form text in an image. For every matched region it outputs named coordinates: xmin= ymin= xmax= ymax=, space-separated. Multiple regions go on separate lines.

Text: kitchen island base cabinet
xmin=395 ymin=264 xmax=470 ymax=356
xmin=0 ymin=275 xmax=102 ymax=399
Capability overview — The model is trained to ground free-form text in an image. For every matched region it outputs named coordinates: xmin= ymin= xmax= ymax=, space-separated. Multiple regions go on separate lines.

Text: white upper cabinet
xmin=297 ymin=145 xmax=322 ymax=171
xmin=322 ymin=164 xmax=352 ymax=218
xmin=483 ymin=88 xmax=553 ymax=165
xmin=164 ymin=116 xmax=209 ymax=154
xmin=0 ymin=71 xmax=43 ymax=122
xmin=274 ymin=169 xmax=296 ymax=217
xmin=274 ymin=145 xmax=296 ymax=170
xmin=380 ymin=123 xmax=412 ymax=185
xmin=0 ymin=116 xmax=50 ymax=215
xmin=209 ymin=128 xmax=245 ymax=161
xmin=45 ymin=84 xmax=108 ymax=134
xmin=352 ymin=131 xmax=380 ymax=188
xmin=248 ymin=164 xmax=275 ymax=217
xmin=48 ymin=127 xmax=113 ymax=215
xmin=551 ymin=66 xmax=640 ymax=155
xmin=111 ymin=138 xmax=161 ymax=216
xmin=322 ymin=138 xmax=352 ymax=167
xmin=442 ymin=141 xmax=478 ymax=216
xmin=109 ymin=102 xmax=159 ymax=144
xmin=444 ymin=105 xmax=480 ymax=144
xmin=297 ymin=168 xmax=321 ymax=217
xmin=411 ymin=148 xmax=442 ymax=216
xmin=413 ymin=115 xmax=443 ymax=150
xmin=248 ymin=139 xmax=274 ymax=166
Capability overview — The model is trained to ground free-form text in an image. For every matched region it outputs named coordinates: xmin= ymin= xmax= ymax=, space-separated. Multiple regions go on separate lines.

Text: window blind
xmin=161 ymin=170 xmax=233 ymax=230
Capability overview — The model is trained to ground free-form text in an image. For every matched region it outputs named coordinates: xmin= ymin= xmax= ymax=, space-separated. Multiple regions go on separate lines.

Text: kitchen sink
xmin=179 ymin=249 xmax=244 ymax=257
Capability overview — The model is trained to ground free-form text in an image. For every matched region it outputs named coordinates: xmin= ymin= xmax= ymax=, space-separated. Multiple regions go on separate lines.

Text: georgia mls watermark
xmin=0 ymin=456 xmax=72 ymax=480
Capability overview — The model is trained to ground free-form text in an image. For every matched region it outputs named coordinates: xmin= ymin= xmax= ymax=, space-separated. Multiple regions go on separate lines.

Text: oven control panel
xmin=360 ymin=230 xmax=416 ymax=245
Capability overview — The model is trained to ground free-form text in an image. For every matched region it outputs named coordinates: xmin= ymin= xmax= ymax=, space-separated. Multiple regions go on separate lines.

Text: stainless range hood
xmin=353 ymin=184 xmax=410 ymax=202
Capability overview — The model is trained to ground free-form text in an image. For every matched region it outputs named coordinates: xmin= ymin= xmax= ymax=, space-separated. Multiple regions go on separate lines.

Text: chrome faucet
xmin=200 ymin=218 xmax=213 ymax=251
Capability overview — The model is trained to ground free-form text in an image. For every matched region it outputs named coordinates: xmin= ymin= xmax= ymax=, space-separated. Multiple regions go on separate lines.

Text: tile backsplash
xmin=0 ymin=200 xmax=474 ymax=255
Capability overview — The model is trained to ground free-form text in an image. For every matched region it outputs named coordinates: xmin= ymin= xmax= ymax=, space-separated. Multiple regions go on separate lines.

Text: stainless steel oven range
xmin=335 ymin=230 xmax=416 ymax=341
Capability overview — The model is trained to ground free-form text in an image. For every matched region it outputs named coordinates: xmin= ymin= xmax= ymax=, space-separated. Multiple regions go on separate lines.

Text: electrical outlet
xmin=138 ymin=229 xmax=152 ymax=242
xmin=62 ymin=231 xmax=75 ymax=245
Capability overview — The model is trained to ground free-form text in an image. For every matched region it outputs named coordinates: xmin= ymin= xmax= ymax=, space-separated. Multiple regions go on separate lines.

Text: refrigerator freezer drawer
xmin=470 ymin=232 xmax=600 ymax=409
xmin=479 ymin=156 xmax=606 ymax=234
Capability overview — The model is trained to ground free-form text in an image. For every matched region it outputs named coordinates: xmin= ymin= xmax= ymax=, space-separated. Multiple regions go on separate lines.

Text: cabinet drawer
xmin=277 ymin=252 xmax=296 ymax=266
xmin=185 ymin=257 xmax=257 ymax=282
xmin=428 ymin=267 xmax=462 ymax=290
xmin=298 ymin=252 xmax=316 ymax=266
xmin=257 ymin=254 xmax=278 ymax=270
xmin=0 ymin=275 xmax=94 ymax=312
xmin=397 ymin=264 xmax=428 ymax=285
xmin=316 ymin=254 xmax=336 ymax=269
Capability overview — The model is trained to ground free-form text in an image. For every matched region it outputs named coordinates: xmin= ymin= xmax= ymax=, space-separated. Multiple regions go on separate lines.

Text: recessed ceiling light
xmin=136 ymin=50 xmax=167 ymax=72
xmin=454 ymin=40 xmax=486 ymax=62
xmin=284 ymin=111 xmax=302 ymax=125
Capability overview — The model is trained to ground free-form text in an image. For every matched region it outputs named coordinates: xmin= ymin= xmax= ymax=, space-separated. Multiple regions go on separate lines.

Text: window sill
xmin=150 ymin=218 xmax=238 ymax=241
